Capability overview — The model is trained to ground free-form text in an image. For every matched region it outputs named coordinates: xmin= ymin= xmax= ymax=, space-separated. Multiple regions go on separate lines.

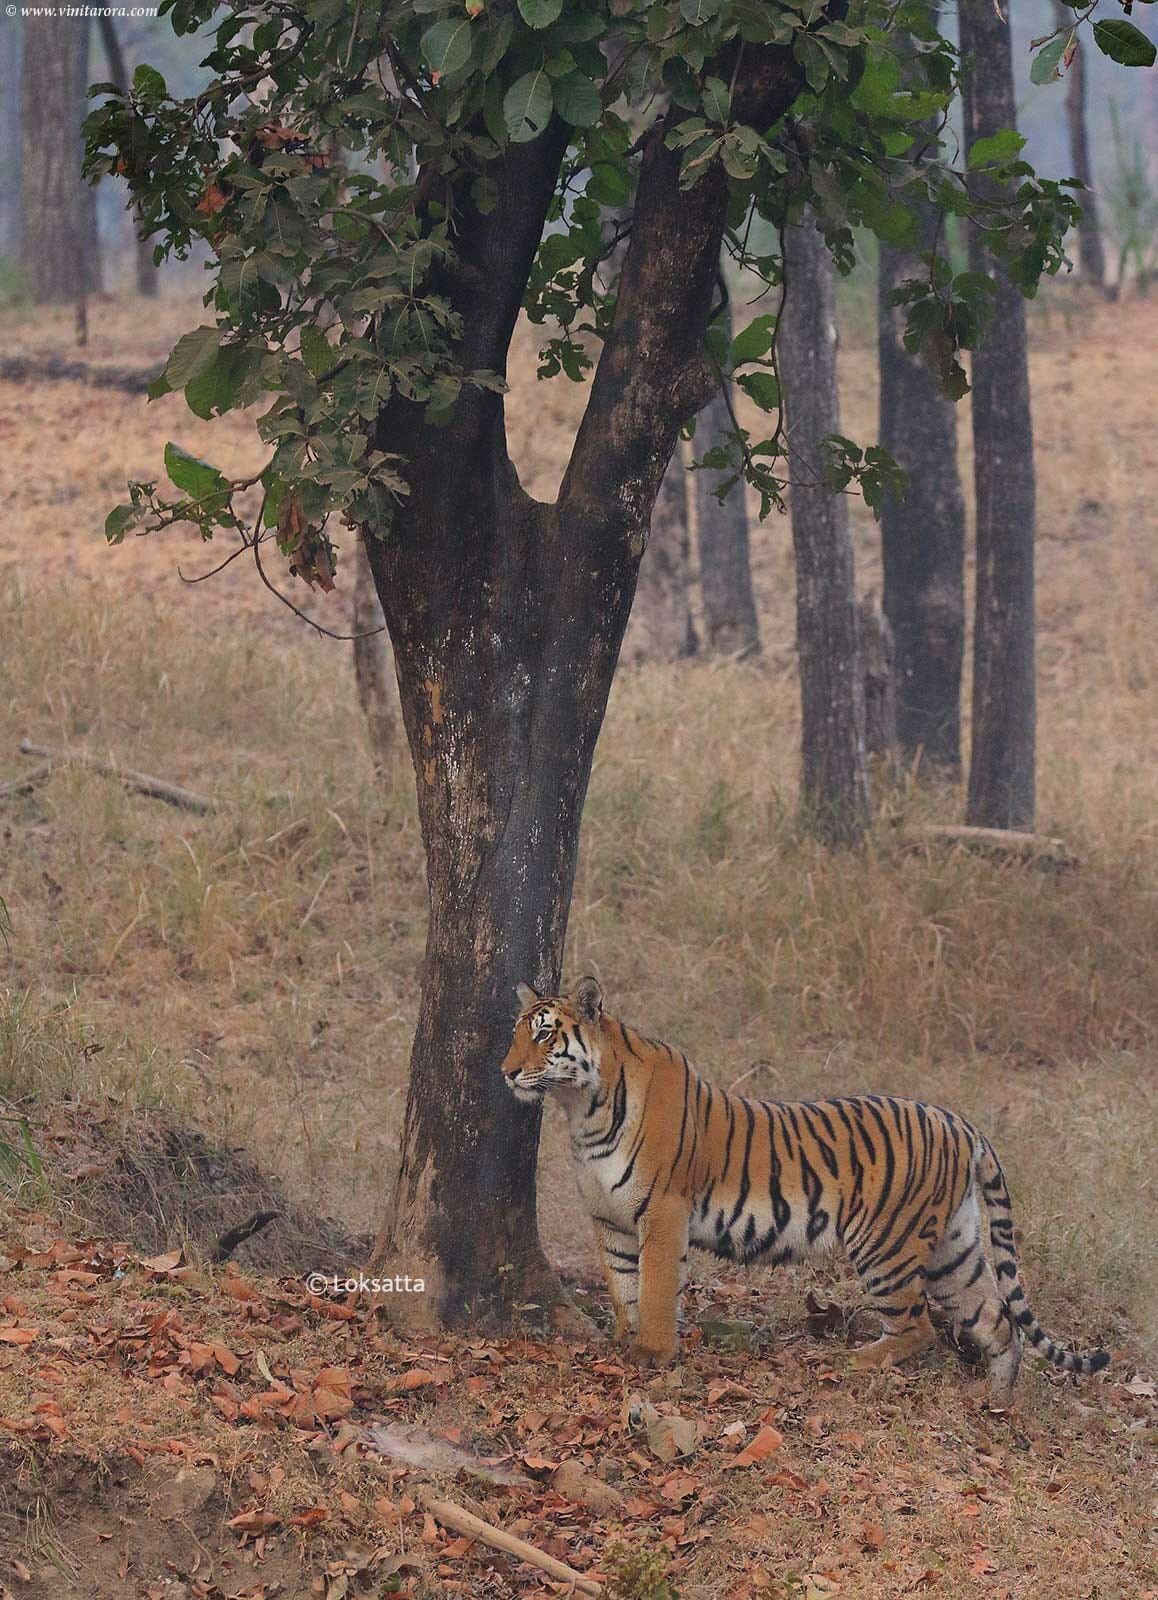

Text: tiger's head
xmin=501 ymin=976 xmax=604 ymax=1103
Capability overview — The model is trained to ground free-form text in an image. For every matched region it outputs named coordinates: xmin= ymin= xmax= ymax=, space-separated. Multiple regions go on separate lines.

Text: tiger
xmin=500 ymin=976 xmax=1110 ymax=1407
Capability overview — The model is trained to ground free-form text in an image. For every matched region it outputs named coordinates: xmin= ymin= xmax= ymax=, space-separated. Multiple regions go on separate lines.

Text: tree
xmin=877 ymin=77 xmax=966 ymax=777
xmin=622 ymin=450 xmax=697 ymax=665
xmin=960 ymin=0 xmax=1037 ymax=830
xmin=88 ymin=0 xmax=1116 ymax=1326
xmin=351 ymin=533 xmax=397 ymax=774
xmin=694 ymin=304 xmax=761 ymax=661
xmin=780 ymin=213 xmax=870 ymax=843
xmin=21 ymin=16 xmax=99 ymax=305
xmin=0 ymin=23 xmax=19 ymax=265
xmin=1051 ymin=0 xmax=1106 ymax=289
xmin=95 ymin=16 xmax=159 ymax=298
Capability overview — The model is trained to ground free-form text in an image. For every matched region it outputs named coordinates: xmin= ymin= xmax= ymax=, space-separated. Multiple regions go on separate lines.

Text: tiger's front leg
xmin=593 ymin=1219 xmax=640 ymax=1346
xmin=629 ymin=1198 xmax=690 ymax=1367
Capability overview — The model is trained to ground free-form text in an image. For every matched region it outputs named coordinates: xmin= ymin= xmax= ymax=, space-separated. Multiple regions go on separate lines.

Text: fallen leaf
xmin=726 ymin=1425 xmax=783 ymax=1468
xmin=142 ymin=1249 xmax=182 ymax=1273
xmin=0 ymin=1329 xmax=37 ymax=1346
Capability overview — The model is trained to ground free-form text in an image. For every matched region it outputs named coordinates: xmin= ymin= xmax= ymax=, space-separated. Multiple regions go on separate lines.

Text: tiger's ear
xmin=571 ymin=975 xmax=603 ymax=1025
xmin=516 ymin=982 xmax=541 ymax=1012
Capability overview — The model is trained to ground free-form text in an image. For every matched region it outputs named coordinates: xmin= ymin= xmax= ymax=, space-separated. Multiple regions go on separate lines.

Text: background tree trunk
xmin=878 ymin=230 xmax=966 ymax=776
xmin=694 ymin=307 xmax=761 ymax=660
xmin=780 ymin=214 xmax=870 ymax=844
xmin=621 ymin=448 xmax=697 ymax=664
xmin=961 ymin=0 xmax=1037 ymax=830
xmin=95 ymin=15 xmax=159 ymax=298
xmin=351 ymin=532 xmax=396 ymax=775
xmin=21 ymin=16 xmax=100 ymax=304
xmin=0 ymin=22 xmax=20 ymax=266
xmin=859 ymin=595 xmax=898 ymax=763
xmin=1053 ymin=0 xmax=1106 ymax=290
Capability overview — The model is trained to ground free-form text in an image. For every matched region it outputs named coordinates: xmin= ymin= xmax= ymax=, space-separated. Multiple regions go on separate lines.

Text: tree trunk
xmin=0 ymin=22 xmax=20 ymax=264
xmin=780 ymin=213 xmax=870 ymax=844
xmin=960 ymin=0 xmax=1036 ymax=830
xmin=859 ymin=595 xmax=898 ymax=763
xmin=95 ymin=15 xmax=158 ymax=299
xmin=365 ymin=470 xmax=640 ymax=1328
xmin=21 ymin=16 xmax=100 ymax=304
xmin=351 ymin=532 xmax=397 ymax=774
xmin=878 ymin=228 xmax=966 ymax=776
xmin=621 ymin=447 xmax=697 ymax=664
xmin=694 ymin=309 xmax=761 ymax=660
xmin=1053 ymin=0 xmax=1106 ymax=290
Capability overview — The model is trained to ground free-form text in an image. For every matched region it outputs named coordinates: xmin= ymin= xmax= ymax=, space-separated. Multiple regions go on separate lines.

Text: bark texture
xmin=878 ymin=232 xmax=965 ymax=776
xmin=0 ymin=23 xmax=19 ymax=262
xmin=961 ymin=0 xmax=1036 ymax=830
xmin=780 ymin=214 xmax=870 ymax=844
xmin=1053 ymin=0 xmax=1105 ymax=290
xmin=694 ymin=308 xmax=761 ymax=660
xmin=21 ymin=16 xmax=100 ymax=303
xmin=621 ymin=448 xmax=697 ymax=664
xmin=351 ymin=532 xmax=396 ymax=774
xmin=96 ymin=15 xmax=159 ymax=298
xmin=859 ymin=595 xmax=898 ymax=763
xmin=365 ymin=40 xmax=806 ymax=1326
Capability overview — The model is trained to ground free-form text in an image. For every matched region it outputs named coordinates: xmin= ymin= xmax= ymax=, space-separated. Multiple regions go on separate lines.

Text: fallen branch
xmin=909 ymin=824 xmax=1074 ymax=866
xmin=0 ymin=353 xmax=158 ymax=394
xmin=212 ymin=1209 xmax=280 ymax=1264
xmin=0 ymin=762 xmax=55 ymax=801
xmin=417 ymin=1491 xmax=601 ymax=1596
xmin=19 ymin=740 xmax=215 ymax=815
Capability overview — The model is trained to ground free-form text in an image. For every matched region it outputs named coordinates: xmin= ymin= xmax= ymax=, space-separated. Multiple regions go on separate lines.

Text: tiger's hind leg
xmin=846 ymin=1228 xmax=938 ymax=1372
xmin=927 ymin=1190 xmax=1021 ymax=1408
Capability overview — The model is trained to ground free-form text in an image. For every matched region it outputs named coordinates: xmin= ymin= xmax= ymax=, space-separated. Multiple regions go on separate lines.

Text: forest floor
xmin=0 ymin=281 xmax=1156 ymax=1597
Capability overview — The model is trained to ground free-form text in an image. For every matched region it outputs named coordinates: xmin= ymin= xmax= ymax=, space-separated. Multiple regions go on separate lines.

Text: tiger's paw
xmin=627 ymin=1339 xmax=676 ymax=1369
xmin=849 ymin=1337 xmax=895 ymax=1372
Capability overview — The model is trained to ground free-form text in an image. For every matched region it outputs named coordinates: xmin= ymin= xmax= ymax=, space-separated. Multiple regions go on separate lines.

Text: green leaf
xmin=680 ymin=0 xmax=723 ymax=23
xmin=1092 ymin=18 xmax=1155 ymax=66
xmin=737 ymin=371 xmax=781 ymax=411
xmin=105 ymin=504 xmax=136 ymax=544
xmin=731 ymin=313 xmax=777 ymax=365
xmin=1030 ymin=34 xmax=1069 ymax=85
xmin=131 ymin=63 xmax=166 ymax=101
xmin=300 ymin=324 xmax=333 ymax=378
xmin=701 ymin=75 xmax=731 ymax=122
xmin=518 ymin=0 xmax=564 ymax=26
xmin=164 ymin=442 xmax=227 ymax=501
xmin=503 ymin=68 xmax=553 ymax=143
xmin=586 ymin=160 xmax=632 ymax=205
xmin=553 ymin=72 xmax=601 ymax=127
xmin=967 ymin=128 xmax=1026 ymax=170
xmin=421 ymin=17 xmax=474 ymax=78
xmin=163 ymin=326 xmax=223 ymax=389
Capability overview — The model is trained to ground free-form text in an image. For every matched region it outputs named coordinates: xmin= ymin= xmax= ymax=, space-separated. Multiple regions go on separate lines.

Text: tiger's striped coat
xmin=501 ymin=978 xmax=1109 ymax=1406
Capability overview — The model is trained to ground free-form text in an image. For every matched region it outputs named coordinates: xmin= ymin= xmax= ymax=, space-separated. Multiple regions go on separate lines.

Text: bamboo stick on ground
xmin=417 ymin=1490 xmax=601 ymax=1596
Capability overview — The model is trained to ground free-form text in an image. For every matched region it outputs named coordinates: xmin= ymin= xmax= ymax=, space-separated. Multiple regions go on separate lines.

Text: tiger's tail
xmin=975 ymin=1137 xmax=1110 ymax=1378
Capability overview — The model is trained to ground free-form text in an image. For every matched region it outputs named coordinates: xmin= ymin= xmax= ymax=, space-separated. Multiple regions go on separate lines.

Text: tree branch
xmin=559 ymin=44 xmax=804 ymax=547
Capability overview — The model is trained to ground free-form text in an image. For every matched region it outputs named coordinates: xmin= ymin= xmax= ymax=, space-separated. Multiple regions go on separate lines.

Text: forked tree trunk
xmin=364 ymin=45 xmax=806 ymax=1326
xmin=878 ymin=242 xmax=966 ymax=775
xmin=622 ymin=448 xmax=697 ymax=664
xmin=694 ymin=310 xmax=761 ymax=660
xmin=961 ymin=0 xmax=1036 ymax=830
xmin=21 ymin=16 xmax=100 ymax=304
xmin=1053 ymin=0 xmax=1106 ymax=290
xmin=780 ymin=214 xmax=870 ymax=844
xmin=366 ymin=469 xmax=640 ymax=1326
xmin=351 ymin=532 xmax=396 ymax=773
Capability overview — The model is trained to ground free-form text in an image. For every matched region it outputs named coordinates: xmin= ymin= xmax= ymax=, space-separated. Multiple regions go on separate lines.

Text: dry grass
xmin=0 ymin=285 xmax=1156 ymax=1375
